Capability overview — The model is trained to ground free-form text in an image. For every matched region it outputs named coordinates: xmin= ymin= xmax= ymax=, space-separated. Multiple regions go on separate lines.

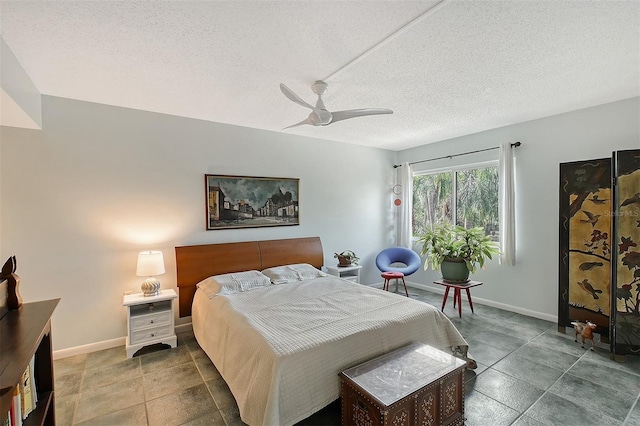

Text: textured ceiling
xmin=1 ymin=0 xmax=638 ymax=151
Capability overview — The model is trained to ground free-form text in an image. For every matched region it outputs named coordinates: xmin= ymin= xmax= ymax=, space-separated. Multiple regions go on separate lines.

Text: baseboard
xmin=53 ymin=336 xmax=125 ymax=360
xmin=406 ymin=281 xmax=558 ymax=323
xmin=175 ymin=322 xmax=193 ymax=334
xmin=53 ymin=323 xmax=194 ymax=360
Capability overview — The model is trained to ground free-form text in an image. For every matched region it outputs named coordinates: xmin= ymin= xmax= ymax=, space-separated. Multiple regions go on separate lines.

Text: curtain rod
xmin=393 ymin=141 xmax=521 ymax=168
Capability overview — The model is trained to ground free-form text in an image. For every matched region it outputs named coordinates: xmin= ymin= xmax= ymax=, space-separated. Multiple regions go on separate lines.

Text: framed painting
xmin=205 ymin=175 xmax=299 ymax=230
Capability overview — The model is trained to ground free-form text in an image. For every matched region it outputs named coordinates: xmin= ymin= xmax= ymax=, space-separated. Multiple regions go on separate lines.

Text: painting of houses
xmin=205 ymin=175 xmax=299 ymax=230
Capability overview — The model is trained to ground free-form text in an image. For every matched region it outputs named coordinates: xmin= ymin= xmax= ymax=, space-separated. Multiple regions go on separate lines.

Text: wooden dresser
xmin=340 ymin=342 xmax=466 ymax=426
xmin=0 ymin=299 xmax=59 ymax=425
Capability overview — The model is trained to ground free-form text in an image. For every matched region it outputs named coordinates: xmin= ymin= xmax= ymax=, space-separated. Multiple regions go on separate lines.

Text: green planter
xmin=441 ymin=258 xmax=470 ymax=284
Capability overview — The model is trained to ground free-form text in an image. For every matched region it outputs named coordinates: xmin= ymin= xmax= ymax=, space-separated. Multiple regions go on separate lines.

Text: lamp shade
xmin=136 ymin=251 xmax=165 ymax=277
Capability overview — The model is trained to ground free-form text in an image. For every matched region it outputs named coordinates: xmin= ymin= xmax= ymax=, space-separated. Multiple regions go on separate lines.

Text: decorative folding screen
xmin=559 ymin=149 xmax=640 ymax=357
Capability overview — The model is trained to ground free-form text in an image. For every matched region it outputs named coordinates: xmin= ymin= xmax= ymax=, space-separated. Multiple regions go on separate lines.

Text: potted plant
xmin=334 ymin=250 xmax=359 ymax=267
xmin=418 ymin=224 xmax=500 ymax=283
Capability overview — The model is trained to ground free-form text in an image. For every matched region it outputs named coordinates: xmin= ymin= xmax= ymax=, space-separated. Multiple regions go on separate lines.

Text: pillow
xmin=261 ymin=263 xmax=326 ymax=284
xmin=196 ymin=270 xmax=272 ymax=297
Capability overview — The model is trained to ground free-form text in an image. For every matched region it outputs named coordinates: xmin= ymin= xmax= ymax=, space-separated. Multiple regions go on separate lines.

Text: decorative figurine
xmin=0 ymin=256 xmax=23 ymax=309
xmin=571 ymin=320 xmax=597 ymax=351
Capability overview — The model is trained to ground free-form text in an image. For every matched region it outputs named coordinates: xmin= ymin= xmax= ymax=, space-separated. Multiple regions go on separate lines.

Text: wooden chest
xmin=340 ymin=342 xmax=466 ymax=426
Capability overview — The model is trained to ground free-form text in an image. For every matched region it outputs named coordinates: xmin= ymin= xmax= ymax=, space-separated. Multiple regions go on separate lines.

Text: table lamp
xmin=136 ymin=250 xmax=165 ymax=296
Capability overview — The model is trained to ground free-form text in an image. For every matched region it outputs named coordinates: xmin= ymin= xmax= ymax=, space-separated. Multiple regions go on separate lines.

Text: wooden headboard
xmin=175 ymin=236 xmax=324 ymax=317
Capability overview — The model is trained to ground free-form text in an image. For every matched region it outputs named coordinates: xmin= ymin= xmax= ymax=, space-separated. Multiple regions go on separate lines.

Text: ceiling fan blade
xmin=280 ymin=83 xmax=319 ymax=112
xmin=282 ymin=117 xmax=314 ymax=130
xmin=330 ymin=108 xmax=393 ymax=124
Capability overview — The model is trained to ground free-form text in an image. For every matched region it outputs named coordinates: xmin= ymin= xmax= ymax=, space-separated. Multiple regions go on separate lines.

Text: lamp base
xmin=141 ymin=277 xmax=161 ymax=297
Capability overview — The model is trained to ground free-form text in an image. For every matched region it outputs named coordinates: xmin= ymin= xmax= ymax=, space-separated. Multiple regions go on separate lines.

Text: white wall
xmin=0 ymin=95 xmax=396 ymax=351
xmin=2 ymin=95 xmax=638 ymax=353
xmin=397 ymin=97 xmax=640 ymax=320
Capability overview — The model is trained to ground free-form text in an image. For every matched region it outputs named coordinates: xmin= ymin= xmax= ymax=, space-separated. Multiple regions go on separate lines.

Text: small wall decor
xmin=205 ymin=175 xmax=299 ymax=230
xmin=393 ymin=184 xmax=402 ymax=207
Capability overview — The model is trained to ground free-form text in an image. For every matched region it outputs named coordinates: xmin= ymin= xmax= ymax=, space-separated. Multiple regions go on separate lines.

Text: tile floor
xmin=53 ymin=287 xmax=640 ymax=425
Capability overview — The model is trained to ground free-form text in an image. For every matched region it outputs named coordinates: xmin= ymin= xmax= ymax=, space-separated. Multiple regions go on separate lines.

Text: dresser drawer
xmin=130 ymin=310 xmax=172 ymax=331
xmin=130 ymin=324 xmax=173 ymax=345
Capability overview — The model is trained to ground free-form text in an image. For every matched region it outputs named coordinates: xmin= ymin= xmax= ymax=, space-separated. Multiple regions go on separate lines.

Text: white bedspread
xmin=192 ymin=276 xmax=469 ymax=426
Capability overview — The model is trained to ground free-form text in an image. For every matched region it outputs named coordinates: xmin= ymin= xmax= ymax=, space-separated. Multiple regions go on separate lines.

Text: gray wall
xmin=0 ymin=95 xmax=395 ymax=351
xmin=397 ymin=96 xmax=640 ymax=320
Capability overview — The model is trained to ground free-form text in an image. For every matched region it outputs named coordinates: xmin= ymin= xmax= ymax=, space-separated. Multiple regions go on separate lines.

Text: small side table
xmin=123 ymin=288 xmax=178 ymax=358
xmin=434 ymin=280 xmax=483 ymax=318
xmin=325 ymin=264 xmax=362 ymax=283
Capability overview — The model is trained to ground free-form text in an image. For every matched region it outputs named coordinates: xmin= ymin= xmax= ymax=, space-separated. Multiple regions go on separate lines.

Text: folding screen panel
xmin=611 ymin=149 xmax=640 ymax=357
xmin=558 ymin=158 xmax=612 ymax=338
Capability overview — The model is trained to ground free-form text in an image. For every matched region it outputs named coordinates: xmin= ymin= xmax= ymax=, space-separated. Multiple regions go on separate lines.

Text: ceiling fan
xmin=280 ymin=80 xmax=393 ymax=129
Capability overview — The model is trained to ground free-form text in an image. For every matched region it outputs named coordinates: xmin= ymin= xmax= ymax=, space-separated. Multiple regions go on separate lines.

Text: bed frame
xmin=175 ymin=236 xmax=324 ymax=317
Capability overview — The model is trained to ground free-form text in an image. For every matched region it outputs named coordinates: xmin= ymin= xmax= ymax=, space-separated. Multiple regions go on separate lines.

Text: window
xmin=412 ymin=162 xmax=499 ymax=241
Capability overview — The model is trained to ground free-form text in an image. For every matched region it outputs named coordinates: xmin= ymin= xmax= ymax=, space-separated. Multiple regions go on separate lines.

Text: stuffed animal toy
xmin=571 ymin=320 xmax=597 ymax=351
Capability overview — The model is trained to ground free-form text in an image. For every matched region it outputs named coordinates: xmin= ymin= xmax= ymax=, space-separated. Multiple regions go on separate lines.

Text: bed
xmin=176 ymin=237 xmax=472 ymax=426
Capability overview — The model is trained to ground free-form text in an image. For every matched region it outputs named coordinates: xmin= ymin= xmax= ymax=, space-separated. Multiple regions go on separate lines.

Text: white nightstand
xmin=123 ymin=288 xmax=177 ymax=358
xmin=325 ymin=264 xmax=362 ymax=283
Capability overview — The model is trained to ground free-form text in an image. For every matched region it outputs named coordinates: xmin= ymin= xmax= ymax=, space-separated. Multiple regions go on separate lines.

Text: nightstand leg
xmin=457 ymin=289 xmax=462 ymax=317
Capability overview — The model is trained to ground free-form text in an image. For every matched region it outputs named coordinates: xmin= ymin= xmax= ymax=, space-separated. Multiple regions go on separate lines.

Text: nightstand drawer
xmin=129 ymin=299 xmax=172 ymax=317
xmin=130 ymin=324 xmax=173 ymax=345
xmin=130 ymin=311 xmax=172 ymax=331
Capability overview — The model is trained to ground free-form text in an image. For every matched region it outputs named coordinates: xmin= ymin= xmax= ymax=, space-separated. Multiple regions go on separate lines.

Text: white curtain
xmin=398 ymin=162 xmax=413 ymax=248
xmin=499 ymin=143 xmax=516 ymax=265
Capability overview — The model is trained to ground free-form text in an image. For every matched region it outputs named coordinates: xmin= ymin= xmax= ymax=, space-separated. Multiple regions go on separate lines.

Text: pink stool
xmin=381 ymin=271 xmax=409 ymax=297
